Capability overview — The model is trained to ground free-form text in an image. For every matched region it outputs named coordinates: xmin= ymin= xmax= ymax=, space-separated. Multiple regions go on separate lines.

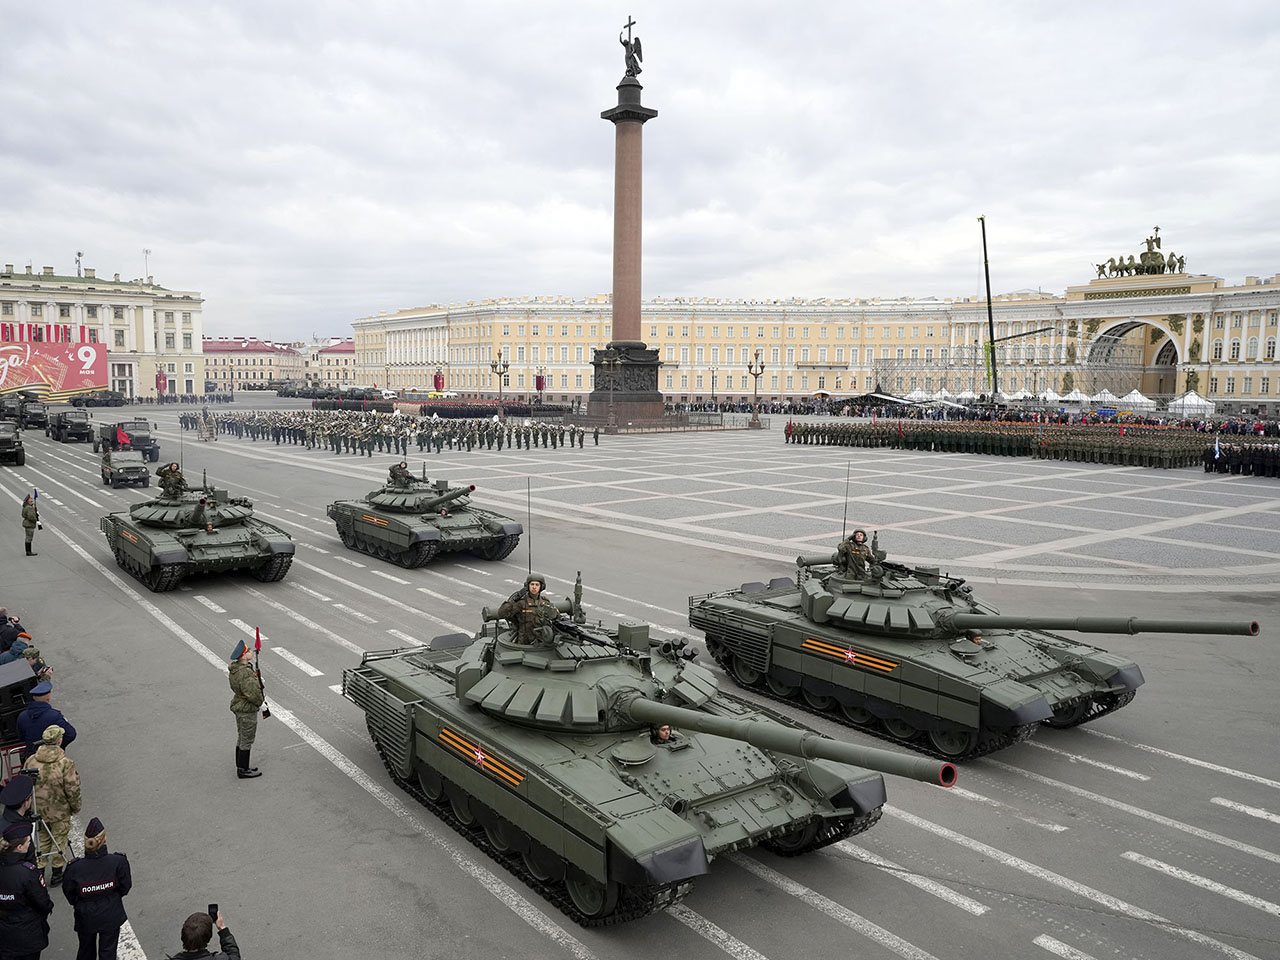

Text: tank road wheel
xmin=416 ymin=766 xmax=445 ymax=803
xmin=1042 ymin=701 xmax=1091 ymax=728
xmin=730 ymin=656 xmax=763 ymax=687
xmin=483 ymin=817 xmax=517 ymax=854
xmin=927 ymin=728 xmax=980 ymax=758
xmin=564 ymin=870 xmax=620 ymax=920
xmin=801 ymin=689 xmax=835 ymax=712
xmin=762 ymin=822 xmax=820 ymax=856
xmin=766 ymin=675 xmax=799 ymax=698
xmin=839 ymin=702 xmax=873 ymax=725
xmin=394 ymin=547 xmax=418 ymax=569
xmin=337 ymin=526 xmax=355 ymax=549
xmin=882 ymin=717 xmax=921 ymax=741
xmin=474 ymin=534 xmax=519 ymax=562
xmin=522 ymin=843 xmax=563 ymax=883
xmin=448 ymin=788 xmax=478 ymax=828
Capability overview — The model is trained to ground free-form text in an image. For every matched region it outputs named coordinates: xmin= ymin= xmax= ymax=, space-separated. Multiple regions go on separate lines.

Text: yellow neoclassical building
xmin=351 ymin=249 xmax=1280 ymax=415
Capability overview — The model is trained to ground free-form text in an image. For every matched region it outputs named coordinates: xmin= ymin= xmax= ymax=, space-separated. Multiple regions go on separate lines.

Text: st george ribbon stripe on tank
xmin=439 ymin=728 xmax=525 ymax=786
xmin=801 ymin=637 xmax=898 ymax=672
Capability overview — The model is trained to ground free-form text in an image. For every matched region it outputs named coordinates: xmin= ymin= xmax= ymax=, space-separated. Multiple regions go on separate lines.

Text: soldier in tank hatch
xmin=837 ymin=529 xmax=873 ymax=579
xmin=496 ymin=573 xmax=560 ymax=645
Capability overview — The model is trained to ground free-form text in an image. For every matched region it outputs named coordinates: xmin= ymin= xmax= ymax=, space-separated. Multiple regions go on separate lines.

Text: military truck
xmin=93 ymin=419 xmax=160 ymax=461
xmin=100 ymin=449 xmax=150 ymax=488
xmin=46 ymin=407 xmax=93 ymax=443
xmin=0 ymin=422 xmax=25 ymax=467
xmin=0 ymin=397 xmax=22 ymax=422
xmin=19 ymin=402 xmax=49 ymax=431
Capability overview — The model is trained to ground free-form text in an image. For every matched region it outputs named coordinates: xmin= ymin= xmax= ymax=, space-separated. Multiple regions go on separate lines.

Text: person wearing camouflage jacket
xmin=228 ymin=640 xmax=264 ymax=780
xmin=22 ymin=723 xmax=81 ymax=881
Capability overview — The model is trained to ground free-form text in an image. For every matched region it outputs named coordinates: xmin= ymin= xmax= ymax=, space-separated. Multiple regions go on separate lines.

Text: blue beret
xmin=30 ymin=680 xmax=52 ymax=696
xmin=0 ymin=775 xmax=34 ymax=806
xmin=230 ymin=639 xmax=247 ymax=661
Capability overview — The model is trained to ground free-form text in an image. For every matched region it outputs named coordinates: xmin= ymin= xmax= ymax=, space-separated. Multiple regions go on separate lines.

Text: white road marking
xmin=284 ymin=508 xmax=309 ymax=516
xmin=193 ymin=595 xmax=227 ymax=614
xmin=227 ymin=619 xmax=265 ymax=640
xmin=1211 ymin=797 xmax=1280 ymax=825
xmin=272 ymin=646 xmax=324 ymax=677
xmin=1033 ymin=934 xmax=1098 ymax=960
xmin=332 ymin=602 xmax=378 ymax=623
xmin=299 ymin=542 xmax=331 ymax=554
xmin=1122 ymin=851 xmax=1280 ymax=918
xmin=33 ymin=506 xmax=598 ymax=960
xmin=888 ymin=807 xmax=1262 ymax=960
xmin=417 ymin=586 xmax=466 ymax=606
xmin=1023 ymin=741 xmax=1151 ymax=780
xmin=244 ymin=587 xmax=365 ymax=656
xmin=436 ymin=571 xmax=506 ymax=594
xmin=296 ymin=559 xmax=467 ymax=633
xmin=371 ymin=570 xmax=410 ymax=584
xmin=454 ymin=563 xmax=493 ymax=576
xmin=667 ymin=904 xmax=770 ymax=960
xmin=328 ymin=683 xmax=343 ymax=695
xmin=948 ymin=786 xmax=1068 ymax=832
xmin=730 ymin=853 xmax=942 ymax=960
xmin=988 ymin=759 xmax=1280 ymax=865
xmin=1081 ymin=729 xmax=1280 ymax=790
xmin=288 ymin=582 xmax=332 ymax=602
xmin=334 ymin=555 xmax=366 ymax=568
xmin=50 ymin=498 xmax=65 ymax=506
xmin=387 ymin=629 xmax=425 ymax=646
xmin=836 ymin=842 xmax=989 ymax=915
xmin=22 ymin=464 xmax=104 ymax=507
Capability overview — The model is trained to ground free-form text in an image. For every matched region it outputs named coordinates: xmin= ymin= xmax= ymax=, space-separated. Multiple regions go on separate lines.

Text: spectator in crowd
xmin=170 ymin=909 xmax=241 ymax=959
xmin=17 ymin=682 xmax=76 ymax=758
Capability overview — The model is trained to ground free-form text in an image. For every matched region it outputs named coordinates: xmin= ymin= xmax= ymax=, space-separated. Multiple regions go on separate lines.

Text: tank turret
xmin=419 ymin=485 xmax=475 ymax=513
xmin=344 ymin=574 xmax=954 ymax=925
xmin=690 ymin=535 xmax=1263 ymax=761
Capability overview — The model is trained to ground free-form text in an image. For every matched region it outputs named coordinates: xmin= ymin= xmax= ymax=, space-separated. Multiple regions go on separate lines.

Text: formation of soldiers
xmin=784 ymin=419 xmax=1208 ymax=469
xmin=1202 ymin=440 xmax=1280 ymax=477
xmin=179 ymin=409 xmax=600 ymax=456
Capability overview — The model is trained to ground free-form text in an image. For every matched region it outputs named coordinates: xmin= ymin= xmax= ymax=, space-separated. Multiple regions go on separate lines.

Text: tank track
xmin=762 ymin=809 xmax=882 ymax=857
xmin=344 ymin=528 xmax=440 ymax=568
xmin=252 ymin=554 xmax=293 ymax=582
xmin=707 ymin=645 xmax=1035 ymax=763
xmin=367 ymin=734 xmax=691 ymax=927
xmin=1049 ymin=690 xmax=1137 ymax=729
xmin=475 ymin=533 xmax=520 ymax=562
xmin=113 ymin=544 xmax=186 ymax=592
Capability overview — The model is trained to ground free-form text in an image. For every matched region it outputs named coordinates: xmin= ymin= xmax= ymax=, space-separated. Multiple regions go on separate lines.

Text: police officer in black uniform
xmin=0 ymin=820 xmax=55 ymax=960
xmin=61 ymin=817 xmax=132 ymax=960
xmin=0 ymin=777 xmax=37 ymax=865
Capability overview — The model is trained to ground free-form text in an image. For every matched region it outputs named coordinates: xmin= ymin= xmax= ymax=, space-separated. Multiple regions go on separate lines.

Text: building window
xmin=1213 ymin=339 xmax=1224 ymax=360
xmin=665 ymin=374 xmax=673 ymax=389
xmin=1214 ymin=315 xmax=1225 ymax=330
xmin=182 ymin=334 xmax=192 ymax=349
xmin=1266 ymin=338 xmax=1276 ymax=360
xmin=164 ymin=311 xmax=174 ymax=322
xmin=165 ymin=333 xmax=175 ymax=349
xmin=1225 ymin=377 xmax=1235 ymax=394
xmin=0 ymin=303 xmax=11 ymax=316
xmin=114 ymin=306 xmax=124 ymax=319
xmin=58 ymin=305 xmax=70 ymax=318
xmin=88 ymin=329 xmax=98 ymax=343
xmin=1232 ymin=314 xmax=1243 ymax=329
xmin=185 ymin=362 xmax=193 ymax=373
xmin=1247 ymin=337 xmax=1259 ymax=360
xmin=575 ymin=374 xmax=583 ymax=388
xmin=1243 ymin=376 xmax=1253 ymax=394
xmin=1261 ymin=377 xmax=1270 ymax=394
xmin=114 ymin=330 xmax=125 ymax=347
xmin=31 ymin=304 xmax=42 ymax=317
xmin=1230 ymin=339 xmax=1241 ymax=361
xmin=182 ymin=311 xmax=191 ymax=323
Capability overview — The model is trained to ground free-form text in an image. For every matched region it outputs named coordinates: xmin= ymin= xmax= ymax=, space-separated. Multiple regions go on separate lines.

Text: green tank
xmin=99 ymin=468 xmax=294 ymax=592
xmin=326 ymin=466 xmax=522 ymax=568
xmin=343 ymin=573 xmax=955 ymax=926
xmin=689 ymin=534 xmax=1260 ymax=761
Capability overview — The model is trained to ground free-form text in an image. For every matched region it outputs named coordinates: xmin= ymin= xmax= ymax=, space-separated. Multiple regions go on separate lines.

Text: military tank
xmin=326 ymin=464 xmax=522 ymax=568
xmin=689 ymin=533 xmax=1259 ymax=761
xmin=100 ymin=467 xmax=294 ymax=592
xmin=344 ymin=573 xmax=954 ymax=926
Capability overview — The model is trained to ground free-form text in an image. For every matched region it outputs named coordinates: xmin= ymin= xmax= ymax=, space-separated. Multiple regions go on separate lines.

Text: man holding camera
xmin=0 ymin=820 xmax=55 ymax=959
xmin=170 ymin=909 xmax=242 ymax=959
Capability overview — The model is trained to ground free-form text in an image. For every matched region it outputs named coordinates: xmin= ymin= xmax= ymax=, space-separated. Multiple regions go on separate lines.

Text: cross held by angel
xmin=620 ymin=16 xmax=643 ymax=77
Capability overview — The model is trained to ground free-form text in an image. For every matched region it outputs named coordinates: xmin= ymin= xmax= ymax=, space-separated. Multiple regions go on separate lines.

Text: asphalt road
xmin=3 ymin=400 xmax=1277 ymax=960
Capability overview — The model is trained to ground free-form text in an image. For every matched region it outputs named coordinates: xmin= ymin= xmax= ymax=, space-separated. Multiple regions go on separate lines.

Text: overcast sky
xmin=5 ymin=1 xmax=1279 ymax=341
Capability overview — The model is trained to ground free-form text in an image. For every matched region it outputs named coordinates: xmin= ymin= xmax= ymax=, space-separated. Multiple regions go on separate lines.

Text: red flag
xmin=116 ymin=426 xmax=130 ymax=445
xmin=1120 ymin=426 xmax=1125 ymax=437
xmin=897 ymin=420 xmax=903 ymax=439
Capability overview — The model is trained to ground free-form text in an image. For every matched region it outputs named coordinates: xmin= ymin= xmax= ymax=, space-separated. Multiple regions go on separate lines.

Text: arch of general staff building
xmin=351 ymin=244 xmax=1280 ymax=417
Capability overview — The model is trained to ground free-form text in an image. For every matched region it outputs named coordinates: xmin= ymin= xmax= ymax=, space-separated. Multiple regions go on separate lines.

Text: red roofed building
xmin=202 ymin=337 xmax=305 ymax=392
xmin=318 ymin=339 xmax=355 ymax=387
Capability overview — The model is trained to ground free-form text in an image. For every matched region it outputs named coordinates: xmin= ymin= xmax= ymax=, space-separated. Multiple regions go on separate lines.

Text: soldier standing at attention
xmin=22 ymin=724 xmax=81 ymax=886
xmin=495 ymin=574 xmax=559 ymax=645
xmin=61 ymin=817 xmax=131 ymax=960
xmin=0 ymin=821 xmax=55 ymax=959
xmin=228 ymin=640 xmax=264 ymax=780
xmin=21 ymin=492 xmax=40 ymax=557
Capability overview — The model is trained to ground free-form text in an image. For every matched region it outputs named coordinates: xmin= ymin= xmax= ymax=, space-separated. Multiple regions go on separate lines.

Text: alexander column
xmin=587 ymin=17 xmax=665 ymax=429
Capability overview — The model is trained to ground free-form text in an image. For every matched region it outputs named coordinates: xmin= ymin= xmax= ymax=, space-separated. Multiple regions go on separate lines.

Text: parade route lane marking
xmin=272 ymin=646 xmax=325 ymax=677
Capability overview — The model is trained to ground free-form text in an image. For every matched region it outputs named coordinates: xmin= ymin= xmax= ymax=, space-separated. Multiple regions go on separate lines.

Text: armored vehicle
xmin=689 ymin=534 xmax=1259 ymax=760
xmin=0 ymin=422 xmax=25 ymax=466
xmin=19 ymin=402 xmax=49 ymax=431
xmin=100 ymin=449 xmax=150 ymax=489
xmin=46 ymin=407 xmax=92 ymax=443
xmin=100 ymin=466 xmax=293 ymax=592
xmin=326 ymin=465 xmax=522 ymax=568
xmin=93 ymin=419 xmax=160 ymax=461
xmin=345 ymin=573 xmax=954 ymax=926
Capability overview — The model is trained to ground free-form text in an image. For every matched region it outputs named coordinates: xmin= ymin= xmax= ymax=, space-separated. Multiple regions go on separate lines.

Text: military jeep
xmin=101 ymin=448 xmax=150 ymax=488
xmin=0 ymin=422 xmax=25 ymax=466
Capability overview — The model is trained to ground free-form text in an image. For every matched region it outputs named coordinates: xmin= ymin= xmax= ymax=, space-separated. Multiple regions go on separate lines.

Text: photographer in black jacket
xmin=61 ymin=817 xmax=131 ymax=960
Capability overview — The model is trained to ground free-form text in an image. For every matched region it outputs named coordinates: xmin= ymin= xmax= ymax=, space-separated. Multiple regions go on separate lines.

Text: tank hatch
xmin=128 ymin=492 xmax=255 ymax=529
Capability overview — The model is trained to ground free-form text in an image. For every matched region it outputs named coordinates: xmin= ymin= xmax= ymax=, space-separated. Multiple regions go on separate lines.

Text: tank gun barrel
xmin=191 ymin=496 xmax=208 ymax=526
xmin=796 ymin=551 xmax=839 ymax=567
xmin=950 ymin=614 xmax=1259 ymax=637
xmin=622 ymin=696 xmax=955 ymax=786
xmin=421 ymin=484 xmax=475 ymax=511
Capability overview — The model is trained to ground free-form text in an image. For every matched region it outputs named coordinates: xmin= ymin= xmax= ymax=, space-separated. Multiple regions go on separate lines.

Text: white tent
xmin=955 ymin=389 xmax=978 ymax=401
xmin=1004 ymin=389 xmax=1031 ymax=401
xmin=1167 ymin=390 xmax=1215 ymax=416
xmin=1041 ymin=387 xmax=1062 ymax=402
xmin=1061 ymin=388 xmax=1090 ymax=403
xmin=904 ymin=388 xmax=929 ymax=401
xmin=1090 ymin=388 xmax=1121 ymax=405
xmin=1119 ymin=389 xmax=1156 ymax=411
xmin=929 ymin=388 xmax=952 ymax=401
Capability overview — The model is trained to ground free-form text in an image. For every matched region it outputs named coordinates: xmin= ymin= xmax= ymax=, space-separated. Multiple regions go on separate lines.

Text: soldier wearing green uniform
xmin=22 ymin=723 xmax=81 ymax=884
xmin=21 ymin=492 xmax=40 ymax=557
xmin=495 ymin=573 xmax=559 ymax=645
xmin=228 ymin=640 xmax=264 ymax=780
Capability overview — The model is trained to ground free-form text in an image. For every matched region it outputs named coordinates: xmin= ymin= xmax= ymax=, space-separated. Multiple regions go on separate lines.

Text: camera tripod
xmin=19 ymin=767 xmax=73 ymax=882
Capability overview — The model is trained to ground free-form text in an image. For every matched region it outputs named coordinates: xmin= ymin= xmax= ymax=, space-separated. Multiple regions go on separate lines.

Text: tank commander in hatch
xmin=837 ymin=529 xmax=873 ymax=579
xmin=156 ymin=462 xmax=187 ymax=498
xmin=650 ymin=723 xmax=680 ymax=745
xmin=388 ymin=460 xmax=414 ymax=487
xmin=496 ymin=573 xmax=560 ymax=645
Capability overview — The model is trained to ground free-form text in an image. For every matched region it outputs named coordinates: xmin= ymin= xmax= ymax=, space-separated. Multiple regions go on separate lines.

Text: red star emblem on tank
xmin=474 ymin=747 xmax=486 ymax=767
xmin=844 ymin=647 xmax=858 ymax=663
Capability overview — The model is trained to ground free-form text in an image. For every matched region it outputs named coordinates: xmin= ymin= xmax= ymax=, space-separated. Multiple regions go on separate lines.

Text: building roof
xmin=202 ymin=337 xmax=302 ymax=355
xmin=319 ymin=339 xmax=355 ymax=354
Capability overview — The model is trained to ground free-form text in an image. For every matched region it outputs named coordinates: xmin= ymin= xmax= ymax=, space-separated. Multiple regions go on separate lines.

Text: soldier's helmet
xmin=525 ymin=572 xmax=547 ymax=591
xmin=399 ymin=461 xmax=407 ymax=468
xmin=852 ymin=528 xmax=867 ymax=543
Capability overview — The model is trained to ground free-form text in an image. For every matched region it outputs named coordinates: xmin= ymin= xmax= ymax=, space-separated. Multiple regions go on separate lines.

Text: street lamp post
xmin=709 ymin=364 xmax=719 ymax=410
xmin=604 ymin=351 xmax=620 ymax=434
xmin=489 ymin=349 xmax=510 ymax=419
xmin=747 ymin=349 xmax=766 ymax=429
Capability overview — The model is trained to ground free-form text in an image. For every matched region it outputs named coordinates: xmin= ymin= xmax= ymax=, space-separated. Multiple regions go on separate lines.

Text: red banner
xmin=0 ymin=342 xmax=107 ymax=400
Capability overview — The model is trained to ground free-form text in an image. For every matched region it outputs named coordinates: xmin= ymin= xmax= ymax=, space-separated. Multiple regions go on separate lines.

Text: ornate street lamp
xmin=747 ymin=349 xmax=766 ymax=429
xmin=489 ymin=349 xmax=510 ymax=418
